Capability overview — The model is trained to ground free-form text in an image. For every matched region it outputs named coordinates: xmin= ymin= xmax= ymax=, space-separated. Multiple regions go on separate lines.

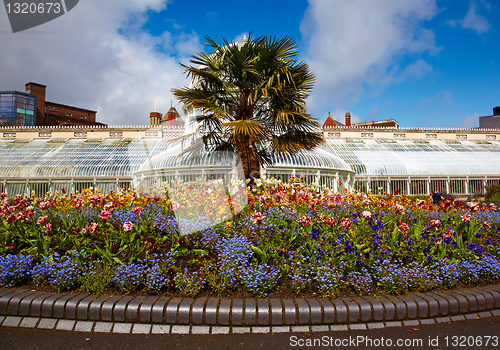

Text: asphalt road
xmin=1 ymin=315 xmax=500 ymax=350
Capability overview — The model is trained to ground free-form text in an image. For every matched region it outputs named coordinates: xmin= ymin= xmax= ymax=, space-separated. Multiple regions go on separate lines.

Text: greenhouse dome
xmin=132 ymin=143 xmax=355 ymax=192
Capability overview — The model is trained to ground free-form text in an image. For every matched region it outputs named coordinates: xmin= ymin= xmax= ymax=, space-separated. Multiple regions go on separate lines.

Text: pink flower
xmin=43 ymin=223 xmax=52 ymax=234
xmin=298 ymin=215 xmax=313 ymax=226
xmin=72 ymin=195 xmax=84 ymax=209
xmin=122 ymin=221 xmax=134 ymax=232
xmin=259 ymin=195 xmax=271 ymax=206
xmin=429 ymin=219 xmax=442 ymax=231
xmin=394 ymin=204 xmax=405 ymax=215
xmin=171 ymin=202 xmax=180 ymax=212
xmin=461 ymin=213 xmax=471 ymax=223
xmin=341 ymin=218 xmax=352 ymax=229
xmin=398 ymin=222 xmax=410 ymax=235
xmin=251 ymin=211 xmax=266 ymax=225
xmin=38 ymin=201 xmax=51 ymax=210
xmin=484 ymin=221 xmax=492 ymax=229
xmin=318 ymin=213 xmax=337 ymax=227
xmin=88 ymin=195 xmax=103 ymax=205
xmin=360 ymin=211 xmax=372 ymax=219
xmin=310 ymin=198 xmax=321 ymax=208
xmin=416 ymin=200 xmax=425 ymax=208
xmin=132 ymin=207 xmax=144 ymax=216
xmin=443 ymin=229 xmax=454 ymax=240
xmin=15 ymin=212 xmax=28 ymax=222
xmin=6 ymin=213 xmax=15 ymax=224
xmin=377 ymin=199 xmax=387 ymax=208
xmin=89 ymin=222 xmax=98 ymax=233
xmin=103 ymin=202 xmax=115 ymax=212
xmin=466 ymin=201 xmax=479 ymax=212
xmin=37 ymin=216 xmax=48 ymax=225
xmin=80 ymin=228 xmax=88 ymax=235
xmin=325 ymin=216 xmax=337 ymax=228
xmin=98 ymin=210 xmax=111 ymax=221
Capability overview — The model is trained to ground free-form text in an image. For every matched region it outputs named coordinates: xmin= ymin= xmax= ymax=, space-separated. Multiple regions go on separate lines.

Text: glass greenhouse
xmin=0 ymin=126 xmax=499 ymax=196
xmin=323 ymin=138 xmax=500 ymax=195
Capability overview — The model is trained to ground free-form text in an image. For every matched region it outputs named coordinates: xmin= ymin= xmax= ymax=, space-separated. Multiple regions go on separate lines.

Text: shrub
xmin=485 ymin=183 xmax=500 ymax=201
xmin=175 ymin=269 xmax=206 ymax=297
xmin=79 ymin=260 xmax=113 ymax=294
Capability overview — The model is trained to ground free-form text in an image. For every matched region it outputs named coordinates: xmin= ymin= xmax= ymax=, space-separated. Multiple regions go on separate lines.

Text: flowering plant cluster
xmin=0 ymin=178 xmax=499 ymax=298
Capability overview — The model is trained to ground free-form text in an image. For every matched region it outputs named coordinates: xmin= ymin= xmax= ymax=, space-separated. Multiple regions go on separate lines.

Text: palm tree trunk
xmin=236 ymin=135 xmax=258 ymax=182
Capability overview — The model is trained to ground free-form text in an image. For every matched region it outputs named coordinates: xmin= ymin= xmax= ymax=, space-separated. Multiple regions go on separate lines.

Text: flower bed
xmin=1 ymin=178 xmax=500 ymax=298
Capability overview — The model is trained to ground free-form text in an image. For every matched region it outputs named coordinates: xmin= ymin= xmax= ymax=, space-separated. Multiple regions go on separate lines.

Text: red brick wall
xmin=45 ymin=102 xmax=96 ymax=126
xmin=25 ymin=82 xmax=46 ymax=125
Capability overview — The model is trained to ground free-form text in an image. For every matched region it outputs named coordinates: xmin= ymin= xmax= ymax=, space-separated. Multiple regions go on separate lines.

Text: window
xmin=80 ymin=115 xmax=86 ymax=119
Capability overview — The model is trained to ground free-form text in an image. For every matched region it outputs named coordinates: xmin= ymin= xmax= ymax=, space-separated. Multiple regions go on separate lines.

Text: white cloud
xmin=300 ymin=0 xmax=439 ymax=114
xmin=448 ymin=1 xmax=491 ymax=34
xmin=0 ymin=0 xmax=201 ymax=125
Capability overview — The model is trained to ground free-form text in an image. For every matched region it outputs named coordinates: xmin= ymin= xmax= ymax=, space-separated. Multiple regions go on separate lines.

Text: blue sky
xmin=1 ymin=0 xmax=498 ymax=128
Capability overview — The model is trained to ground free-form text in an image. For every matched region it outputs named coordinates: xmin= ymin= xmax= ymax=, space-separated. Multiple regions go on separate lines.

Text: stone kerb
xmin=1 ymin=285 xmax=499 ymax=327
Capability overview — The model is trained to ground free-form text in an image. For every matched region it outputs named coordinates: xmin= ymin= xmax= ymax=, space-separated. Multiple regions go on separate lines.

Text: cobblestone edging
xmin=2 ymin=310 xmax=500 ymax=334
xmin=1 ymin=285 xmax=499 ymax=328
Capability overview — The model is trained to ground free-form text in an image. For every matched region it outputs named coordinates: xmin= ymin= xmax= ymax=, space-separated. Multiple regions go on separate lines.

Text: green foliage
xmin=79 ymin=261 xmax=113 ymax=295
xmin=485 ymin=183 xmax=500 ymax=201
xmin=175 ymin=269 xmax=206 ymax=297
xmin=172 ymin=34 xmax=323 ymax=179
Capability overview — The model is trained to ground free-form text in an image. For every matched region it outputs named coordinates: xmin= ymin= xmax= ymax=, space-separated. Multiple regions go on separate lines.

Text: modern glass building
xmin=0 ymin=91 xmax=36 ymax=126
xmin=0 ymin=124 xmax=499 ymax=197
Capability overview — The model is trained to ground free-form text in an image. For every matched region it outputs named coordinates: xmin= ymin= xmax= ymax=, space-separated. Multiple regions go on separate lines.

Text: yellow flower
xmin=226 ymin=221 xmax=232 ymax=228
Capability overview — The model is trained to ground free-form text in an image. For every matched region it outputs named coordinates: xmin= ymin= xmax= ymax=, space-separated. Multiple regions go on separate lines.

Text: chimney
xmin=345 ymin=112 xmax=351 ymax=127
xmin=150 ymin=112 xmax=161 ymax=126
xmin=25 ymin=82 xmax=46 ymax=126
xmin=494 ymin=106 xmax=500 ymax=116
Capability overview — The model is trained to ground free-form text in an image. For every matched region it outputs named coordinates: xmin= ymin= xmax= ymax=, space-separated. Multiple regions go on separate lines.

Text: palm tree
xmin=172 ymin=34 xmax=323 ymax=181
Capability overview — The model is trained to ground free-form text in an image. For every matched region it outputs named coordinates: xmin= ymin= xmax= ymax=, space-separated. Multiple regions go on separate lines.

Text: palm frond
xmin=223 ymin=119 xmax=265 ymax=136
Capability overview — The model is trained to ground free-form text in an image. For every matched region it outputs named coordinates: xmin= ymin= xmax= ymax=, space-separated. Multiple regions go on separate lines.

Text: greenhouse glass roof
xmin=324 ymin=139 xmax=500 ymax=176
xmin=0 ymin=138 xmax=171 ymax=178
xmin=0 ymin=136 xmax=500 ymax=180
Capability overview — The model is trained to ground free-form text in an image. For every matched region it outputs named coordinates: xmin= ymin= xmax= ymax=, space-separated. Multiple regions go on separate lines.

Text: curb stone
xmin=0 ymin=285 xmax=500 ymax=332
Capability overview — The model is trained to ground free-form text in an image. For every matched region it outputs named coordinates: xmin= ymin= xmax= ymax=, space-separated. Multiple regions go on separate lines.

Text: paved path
xmin=1 ymin=314 xmax=500 ymax=350
xmin=1 ymin=283 xmax=500 ymax=350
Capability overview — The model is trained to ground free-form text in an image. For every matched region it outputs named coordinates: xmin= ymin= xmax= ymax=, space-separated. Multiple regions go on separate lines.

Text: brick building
xmin=149 ymin=106 xmax=185 ymax=127
xmin=24 ymin=82 xmax=105 ymax=127
xmin=323 ymin=112 xmax=399 ymax=129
